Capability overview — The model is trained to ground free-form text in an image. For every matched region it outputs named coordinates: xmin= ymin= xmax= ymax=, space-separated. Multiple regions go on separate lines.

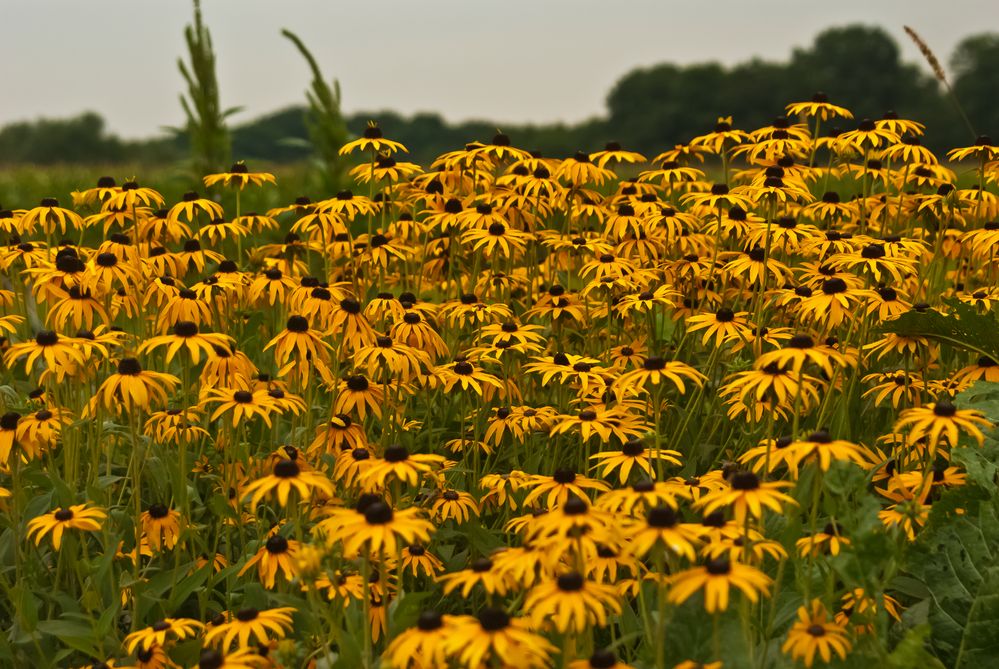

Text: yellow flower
xmin=27 ymin=503 xmax=106 ymax=550
xmin=668 ymin=558 xmax=772 ymax=613
xmin=781 ymin=599 xmax=852 ymax=667
xmin=203 ymin=607 xmax=295 ymax=651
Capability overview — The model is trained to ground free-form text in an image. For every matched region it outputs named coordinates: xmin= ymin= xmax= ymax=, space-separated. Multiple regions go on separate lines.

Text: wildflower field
xmin=6 ymin=82 xmax=999 ymax=669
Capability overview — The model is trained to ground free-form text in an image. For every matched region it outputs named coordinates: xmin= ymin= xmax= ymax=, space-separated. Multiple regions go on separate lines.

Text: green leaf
xmin=881 ymin=298 xmax=999 ymax=360
xmin=167 ymin=564 xmax=211 ymax=612
xmin=388 ymin=589 xmax=431 ymax=636
xmin=904 ymin=485 xmax=999 ymax=666
xmin=36 ymin=618 xmax=100 ymax=657
xmin=10 ymin=584 xmax=39 ymax=632
xmin=886 ymin=624 xmax=946 ymax=669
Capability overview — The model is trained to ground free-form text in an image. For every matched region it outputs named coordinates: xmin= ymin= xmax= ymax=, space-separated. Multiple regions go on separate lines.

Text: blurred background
xmin=1 ymin=0 xmax=997 ymax=202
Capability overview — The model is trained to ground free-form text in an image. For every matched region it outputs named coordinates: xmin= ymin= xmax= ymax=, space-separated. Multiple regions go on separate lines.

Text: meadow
xmin=1 ymin=98 xmax=999 ymax=669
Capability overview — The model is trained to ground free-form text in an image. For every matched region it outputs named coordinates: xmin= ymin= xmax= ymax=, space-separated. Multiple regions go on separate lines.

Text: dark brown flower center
xmin=706 ymin=557 xmax=731 ymax=575
xmin=557 ymin=572 xmax=584 ymax=591
xmin=265 ymin=535 xmax=289 ymax=554
xmin=273 ymin=459 xmax=300 ymax=478
xmin=647 ymin=505 xmax=678 ymax=528
xmin=364 ymin=501 xmax=393 ymax=524
xmin=731 ymin=471 xmax=760 ymax=490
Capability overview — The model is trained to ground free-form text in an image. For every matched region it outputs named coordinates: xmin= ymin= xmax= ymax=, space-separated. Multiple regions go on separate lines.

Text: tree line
xmin=1 ymin=25 xmax=997 ymax=169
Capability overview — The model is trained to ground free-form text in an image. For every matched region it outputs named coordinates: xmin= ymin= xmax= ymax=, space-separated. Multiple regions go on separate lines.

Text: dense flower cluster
xmin=1 ymin=100 xmax=997 ymax=668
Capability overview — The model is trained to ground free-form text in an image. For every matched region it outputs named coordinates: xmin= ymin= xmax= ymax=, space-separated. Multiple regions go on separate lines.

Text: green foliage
xmin=607 ymin=25 xmax=957 ymax=155
xmin=902 ymin=484 xmax=999 ymax=667
xmin=885 ymin=625 xmax=946 ymax=669
xmin=951 ymin=34 xmax=999 ymax=141
xmin=897 ymin=383 xmax=999 ymax=666
xmin=881 ymin=298 xmax=999 ymax=361
xmin=176 ymin=0 xmax=237 ymax=179
xmin=281 ymin=29 xmax=350 ymax=193
xmin=0 ymin=113 xmax=124 ymax=166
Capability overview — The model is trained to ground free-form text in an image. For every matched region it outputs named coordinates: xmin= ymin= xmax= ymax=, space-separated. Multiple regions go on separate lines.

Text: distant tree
xmin=951 ymin=33 xmax=999 ymax=139
xmin=0 ymin=112 xmax=124 ymax=165
xmin=787 ymin=25 xmax=942 ymax=124
xmin=607 ymin=63 xmax=726 ymax=152
xmin=232 ymin=107 xmax=310 ymax=163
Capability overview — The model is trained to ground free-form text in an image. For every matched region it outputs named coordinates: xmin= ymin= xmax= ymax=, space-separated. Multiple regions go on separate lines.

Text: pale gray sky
xmin=2 ymin=0 xmax=996 ymax=138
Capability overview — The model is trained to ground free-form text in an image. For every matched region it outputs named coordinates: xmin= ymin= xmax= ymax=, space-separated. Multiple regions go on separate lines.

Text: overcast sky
xmin=2 ymin=0 xmax=995 ymax=138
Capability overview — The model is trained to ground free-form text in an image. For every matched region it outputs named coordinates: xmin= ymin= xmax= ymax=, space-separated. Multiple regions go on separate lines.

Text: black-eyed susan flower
xmin=265 ymin=314 xmax=332 ymax=367
xmin=696 ymin=471 xmax=797 ymax=522
xmin=15 ymin=407 xmax=71 ymax=457
xmin=138 ymin=321 xmax=233 ymax=364
xmin=332 ymin=374 xmax=384 ymax=420
xmin=626 ymin=504 xmax=700 ymax=561
xmin=756 ymin=334 xmax=847 ymax=377
xmin=19 ymin=198 xmax=85 ymax=235
xmin=362 ymin=445 xmax=446 ymax=488
xmin=333 ymin=446 xmax=375 ymax=489
xmin=686 ymin=307 xmax=753 ymax=347
xmin=90 ymin=358 xmax=180 ymax=414
xmin=354 ymin=335 xmax=431 ymax=382
xmin=437 ymin=359 xmax=503 ymax=396
xmin=326 ymin=501 xmax=434 ymax=557
xmin=590 ymin=438 xmax=682 ymax=483
xmin=522 ymin=469 xmax=611 ymax=508
xmin=27 ymin=503 xmax=106 ymax=550
xmin=144 ymin=408 xmax=210 ymax=446
xmin=596 ymin=479 xmax=685 ymax=516
xmin=242 ymin=458 xmax=335 ymax=509
xmin=123 ymin=617 xmax=203 ymax=653
xmin=203 ymin=606 xmax=295 ymax=651
xmin=400 ymin=543 xmax=444 ymax=578
xmin=947 ymin=135 xmax=999 ymax=163
xmin=0 ymin=412 xmax=22 ymax=463
xmin=238 ymin=534 xmax=299 ymax=589
xmin=203 ymin=161 xmax=277 ymax=190
xmin=384 ymin=610 xmax=456 ymax=669
xmin=787 ymin=430 xmax=873 ymax=472
xmin=835 ymin=588 xmax=903 ymax=634
xmin=781 ymin=599 xmax=852 ymax=667
xmin=438 ymin=556 xmax=512 ymax=598
xmin=390 ymin=311 xmax=448 ymax=360
xmin=443 ymin=608 xmax=555 ymax=669
xmin=140 ymin=504 xmax=181 ymax=551
xmin=201 ymin=388 xmax=276 ymax=427
xmin=786 ymin=92 xmax=853 ymax=122
xmin=893 ymin=399 xmax=990 ymax=454
xmin=795 ymin=521 xmax=851 ymax=558
xmin=339 ymin=122 xmax=408 ymax=156
xmin=667 ymin=557 xmax=772 ymax=613
xmin=616 ymin=356 xmax=706 ymax=395
xmin=431 ymin=489 xmax=480 ymax=523
xmin=524 ymin=572 xmax=621 ymax=633
xmin=309 ymin=414 xmax=366 ymax=456
xmin=4 ymin=330 xmax=89 ymax=382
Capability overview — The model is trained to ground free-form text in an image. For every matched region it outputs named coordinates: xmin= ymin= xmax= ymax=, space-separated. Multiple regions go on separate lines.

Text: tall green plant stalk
xmin=178 ymin=0 xmax=235 ymax=180
xmin=282 ymin=29 xmax=349 ymax=194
